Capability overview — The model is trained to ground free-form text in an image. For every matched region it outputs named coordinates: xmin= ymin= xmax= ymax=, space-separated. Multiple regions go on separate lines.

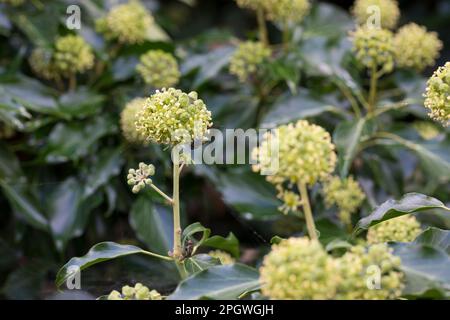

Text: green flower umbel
xmin=367 ymin=215 xmax=421 ymax=244
xmin=351 ymin=0 xmax=400 ymax=30
xmin=136 ymin=88 xmax=212 ymax=145
xmin=261 ymin=0 xmax=311 ymax=25
xmin=96 ymin=1 xmax=153 ymax=45
xmin=127 ymin=162 xmax=156 ymax=194
xmin=259 ymin=237 xmax=339 ymax=299
xmin=229 ymin=41 xmax=271 ymax=83
xmin=253 ymin=120 xmax=336 ymax=187
xmin=107 ymin=283 xmax=162 ymax=300
xmin=136 ymin=50 xmax=180 ymax=88
xmin=120 ymin=98 xmax=147 ymax=144
xmin=336 ymin=244 xmax=403 ymax=299
xmin=29 ymin=48 xmax=59 ymax=80
xmin=423 ymin=62 xmax=450 ymax=126
xmin=323 ymin=176 xmax=365 ymax=226
xmin=394 ymin=23 xmax=442 ymax=71
xmin=53 ymin=35 xmax=94 ymax=77
xmin=351 ymin=26 xmax=395 ymax=74
xmin=208 ymin=250 xmax=235 ymax=265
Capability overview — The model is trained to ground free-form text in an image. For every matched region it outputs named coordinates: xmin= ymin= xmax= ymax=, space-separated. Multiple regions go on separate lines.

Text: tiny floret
xmin=136 ymin=50 xmax=180 ymax=88
xmin=208 ymin=250 xmax=235 ymax=265
xmin=107 ymin=283 xmax=162 ymax=300
xmin=127 ymin=162 xmax=155 ymax=193
xmin=423 ymin=62 xmax=450 ymax=126
xmin=278 ymin=189 xmax=302 ymax=215
xmin=229 ymin=41 xmax=271 ymax=83
xmin=351 ymin=0 xmax=400 ymax=30
xmin=120 ymin=98 xmax=147 ymax=144
xmin=367 ymin=215 xmax=422 ymax=244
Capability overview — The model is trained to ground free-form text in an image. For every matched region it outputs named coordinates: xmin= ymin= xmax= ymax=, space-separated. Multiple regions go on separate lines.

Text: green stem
xmin=368 ymin=66 xmax=378 ymax=114
xmin=298 ymin=182 xmax=317 ymax=240
xmin=256 ymin=8 xmax=269 ymax=46
xmin=334 ymin=79 xmax=361 ymax=118
xmin=282 ymin=23 xmax=290 ymax=50
xmin=142 ymin=250 xmax=173 ymax=262
xmin=150 ymin=184 xmax=173 ymax=204
xmin=172 ymin=161 xmax=182 ymax=260
xmin=69 ymin=73 xmax=77 ymax=92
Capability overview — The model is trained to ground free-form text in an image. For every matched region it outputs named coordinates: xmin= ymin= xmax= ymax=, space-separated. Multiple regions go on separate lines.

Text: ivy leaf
xmin=184 ymin=254 xmax=221 ymax=275
xmin=354 ymin=193 xmax=449 ymax=234
xmin=168 ymin=264 xmax=260 ymax=300
xmin=414 ymin=227 xmax=450 ymax=254
xmin=203 ymin=233 xmax=240 ymax=258
xmin=182 ymin=222 xmax=211 ymax=253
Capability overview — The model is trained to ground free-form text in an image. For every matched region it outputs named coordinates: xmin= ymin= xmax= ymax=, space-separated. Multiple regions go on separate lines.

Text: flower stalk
xmin=298 ymin=182 xmax=317 ymax=240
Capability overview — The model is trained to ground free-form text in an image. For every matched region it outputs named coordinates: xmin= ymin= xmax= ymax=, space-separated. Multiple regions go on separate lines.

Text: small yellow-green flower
xmin=261 ymin=0 xmax=311 ymax=25
xmin=54 ymin=35 xmax=94 ymax=77
xmin=96 ymin=1 xmax=153 ymax=45
xmin=253 ymin=120 xmax=336 ymax=186
xmin=394 ymin=23 xmax=442 ymax=71
xmin=367 ymin=215 xmax=421 ymax=244
xmin=423 ymin=62 xmax=450 ymax=126
xmin=260 ymin=237 xmax=339 ymax=299
xmin=120 ymin=98 xmax=147 ymax=144
xmin=29 ymin=48 xmax=59 ymax=80
xmin=208 ymin=250 xmax=235 ymax=265
xmin=136 ymin=88 xmax=212 ymax=145
xmin=351 ymin=26 xmax=395 ymax=74
xmin=107 ymin=283 xmax=162 ymax=300
xmin=277 ymin=189 xmax=302 ymax=215
xmin=413 ymin=121 xmax=441 ymax=140
xmin=336 ymin=243 xmax=403 ymax=299
xmin=323 ymin=176 xmax=365 ymax=226
xmin=229 ymin=41 xmax=271 ymax=83
xmin=127 ymin=162 xmax=155 ymax=194
xmin=136 ymin=50 xmax=180 ymax=88
xmin=352 ymin=0 xmax=400 ymax=30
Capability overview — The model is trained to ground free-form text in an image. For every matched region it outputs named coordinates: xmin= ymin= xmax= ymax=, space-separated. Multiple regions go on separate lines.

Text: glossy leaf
xmin=414 ymin=227 xmax=450 ymax=254
xmin=184 ymin=254 xmax=221 ymax=275
xmin=203 ymin=232 xmax=240 ymax=258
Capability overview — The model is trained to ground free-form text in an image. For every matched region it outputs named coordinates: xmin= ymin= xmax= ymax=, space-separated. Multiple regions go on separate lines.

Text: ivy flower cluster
xmin=96 ymin=1 xmax=153 ymax=45
xmin=423 ymin=62 xmax=450 ymax=127
xmin=260 ymin=237 xmax=404 ymax=300
xmin=53 ymin=35 xmax=94 ymax=77
xmin=261 ymin=0 xmax=311 ymax=25
xmin=127 ymin=162 xmax=156 ymax=194
xmin=394 ymin=23 xmax=443 ymax=71
xmin=253 ymin=120 xmax=336 ymax=187
xmin=208 ymin=250 xmax=235 ymax=265
xmin=107 ymin=283 xmax=162 ymax=300
xmin=229 ymin=41 xmax=271 ymax=83
xmin=351 ymin=0 xmax=400 ymax=30
xmin=120 ymin=98 xmax=147 ymax=144
xmin=136 ymin=50 xmax=180 ymax=88
xmin=351 ymin=26 xmax=395 ymax=74
xmin=323 ymin=176 xmax=366 ymax=226
xmin=29 ymin=48 xmax=59 ymax=81
xmin=136 ymin=88 xmax=212 ymax=145
xmin=367 ymin=215 xmax=422 ymax=244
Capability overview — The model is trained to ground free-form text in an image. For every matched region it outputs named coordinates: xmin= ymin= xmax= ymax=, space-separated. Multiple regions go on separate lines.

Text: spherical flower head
xmin=96 ymin=1 xmax=153 ymax=45
xmin=235 ymin=0 xmax=264 ymax=10
xmin=107 ymin=290 xmax=123 ymax=300
xmin=423 ymin=62 xmax=450 ymax=127
xmin=277 ymin=189 xmax=301 ymax=215
xmin=260 ymin=237 xmax=339 ymax=299
xmin=413 ymin=121 xmax=440 ymax=140
xmin=29 ymin=48 xmax=59 ymax=80
xmin=229 ymin=41 xmax=271 ymax=83
xmin=136 ymin=50 xmax=180 ymax=88
xmin=127 ymin=162 xmax=155 ymax=193
xmin=208 ymin=250 xmax=235 ymax=265
xmin=323 ymin=176 xmax=365 ymax=226
xmin=253 ymin=120 xmax=336 ymax=186
xmin=351 ymin=26 xmax=395 ymax=73
xmin=394 ymin=23 xmax=442 ymax=71
xmin=352 ymin=0 xmax=400 ymax=30
xmin=136 ymin=88 xmax=212 ymax=145
xmin=54 ymin=35 xmax=94 ymax=76
xmin=261 ymin=0 xmax=311 ymax=25
xmin=120 ymin=98 xmax=147 ymax=144
xmin=336 ymin=243 xmax=403 ymax=299
xmin=367 ymin=215 xmax=421 ymax=244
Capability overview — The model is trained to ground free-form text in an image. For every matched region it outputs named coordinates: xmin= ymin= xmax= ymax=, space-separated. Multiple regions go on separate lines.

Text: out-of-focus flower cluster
xmin=53 ymin=35 xmax=94 ymax=77
xmin=351 ymin=0 xmax=400 ymax=30
xmin=120 ymin=98 xmax=147 ymax=144
xmin=394 ymin=23 xmax=442 ymax=71
xmin=423 ymin=62 xmax=450 ymax=127
xmin=107 ymin=283 xmax=162 ymax=300
xmin=29 ymin=48 xmax=60 ymax=80
xmin=136 ymin=88 xmax=212 ymax=145
xmin=136 ymin=50 xmax=180 ymax=88
xmin=229 ymin=41 xmax=271 ymax=83
xmin=235 ymin=0 xmax=264 ymax=11
xmin=260 ymin=237 xmax=404 ymax=300
xmin=367 ymin=215 xmax=422 ymax=244
xmin=323 ymin=176 xmax=365 ymax=226
xmin=127 ymin=162 xmax=155 ymax=194
xmin=261 ymin=0 xmax=311 ymax=25
xmin=351 ymin=27 xmax=395 ymax=74
xmin=413 ymin=121 xmax=440 ymax=140
xmin=96 ymin=1 xmax=153 ymax=45
xmin=208 ymin=250 xmax=235 ymax=265
xmin=253 ymin=120 xmax=336 ymax=187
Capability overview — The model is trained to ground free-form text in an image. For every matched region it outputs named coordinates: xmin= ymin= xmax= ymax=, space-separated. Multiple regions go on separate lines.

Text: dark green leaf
xmin=182 ymin=222 xmax=211 ymax=253
xmin=184 ymin=254 xmax=221 ymax=275
xmin=414 ymin=227 xmax=450 ymax=254
xmin=58 ymin=88 xmax=105 ymax=119
xmin=203 ymin=233 xmax=240 ymax=258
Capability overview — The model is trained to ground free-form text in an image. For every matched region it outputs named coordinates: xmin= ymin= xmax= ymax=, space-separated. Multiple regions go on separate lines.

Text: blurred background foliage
xmin=0 ymin=0 xmax=449 ymax=299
